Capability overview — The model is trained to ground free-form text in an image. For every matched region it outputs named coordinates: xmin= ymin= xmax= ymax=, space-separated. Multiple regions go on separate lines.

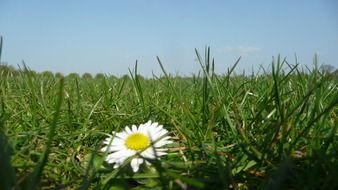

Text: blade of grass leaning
xmin=0 ymin=36 xmax=3 ymax=62
xmin=26 ymin=77 xmax=64 ymax=190
xmin=128 ymin=60 xmax=146 ymax=113
xmin=291 ymin=93 xmax=338 ymax=148
xmin=156 ymin=56 xmax=198 ymax=127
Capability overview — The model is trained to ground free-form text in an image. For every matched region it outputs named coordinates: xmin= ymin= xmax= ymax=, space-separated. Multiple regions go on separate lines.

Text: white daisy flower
xmin=101 ymin=120 xmax=172 ymax=172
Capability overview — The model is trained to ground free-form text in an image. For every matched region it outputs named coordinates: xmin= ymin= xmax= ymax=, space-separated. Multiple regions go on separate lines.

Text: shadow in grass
xmin=0 ymin=121 xmax=16 ymax=190
xmin=265 ymin=151 xmax=338 ymax=190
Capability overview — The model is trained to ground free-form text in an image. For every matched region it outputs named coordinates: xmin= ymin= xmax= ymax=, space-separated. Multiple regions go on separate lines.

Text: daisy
xmin=101 ymin=120 xmax=172 ymax=172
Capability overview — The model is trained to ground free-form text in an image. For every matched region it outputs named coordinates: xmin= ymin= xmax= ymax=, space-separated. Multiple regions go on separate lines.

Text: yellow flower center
xmin=125 ymin=132 xmax=150 ymax=151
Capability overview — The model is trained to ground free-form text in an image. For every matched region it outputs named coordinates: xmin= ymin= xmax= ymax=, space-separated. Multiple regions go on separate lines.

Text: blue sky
xmin=1 ymin=0 xmax=337 ymax=76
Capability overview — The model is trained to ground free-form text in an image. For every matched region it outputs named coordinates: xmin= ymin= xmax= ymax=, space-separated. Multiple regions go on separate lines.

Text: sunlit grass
xmin=0 ymin=46 xmax=337 ymax=189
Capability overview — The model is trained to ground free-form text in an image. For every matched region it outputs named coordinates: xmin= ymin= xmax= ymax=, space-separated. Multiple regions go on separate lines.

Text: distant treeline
xmin=0 ymin=63 xmax=338 ymax=79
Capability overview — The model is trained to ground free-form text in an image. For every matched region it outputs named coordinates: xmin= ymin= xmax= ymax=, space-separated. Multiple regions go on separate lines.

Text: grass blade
xmin=26 ymin=77 xmax=64 ymax=190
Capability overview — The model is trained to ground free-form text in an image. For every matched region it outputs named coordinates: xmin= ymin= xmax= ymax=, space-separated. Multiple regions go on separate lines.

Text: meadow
xmin=1 ymin=46 xmax=338 ymax=189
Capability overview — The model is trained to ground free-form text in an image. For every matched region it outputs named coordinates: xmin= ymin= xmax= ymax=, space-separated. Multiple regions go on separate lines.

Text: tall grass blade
xmin=26 ymin=77 xmax=64 ymax=190
xmin=0 ymin=36 xmax=3 ymax=63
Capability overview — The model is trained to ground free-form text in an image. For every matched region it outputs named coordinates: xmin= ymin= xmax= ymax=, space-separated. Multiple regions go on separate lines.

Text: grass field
xmin=1 ymin=45 xmax=338 ymax=189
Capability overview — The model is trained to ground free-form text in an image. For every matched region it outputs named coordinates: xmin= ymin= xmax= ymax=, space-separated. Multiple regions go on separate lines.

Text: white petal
xmin=154 ymin=140 xmax=172 ymax=147
xmin=156 ymin=136 xmax=171 ymax=143
xmin=138 ymin=158 xmax=144 ymax=165
xmin=141 ymin=148 xmax=156 ymax=159
xmin=106 ymin=155 xmax=119 ymax=164
xmin=108 ymin=149 xmax=134 ymax=160
xmin=130 ymin=158 xmax=144 ymax=172
xmin=138 ymin=123 xmax=146 ymax=132
xmin=153 ymin=124 xmax=162 ymax=133
xmin=113 ymin=164 xmax=120 ymax=168
xmin=110 ymin=138 xmax=125 ymax=146
xmin=145 ymin=120 xmax=152 ymax=126
xmin=106 ymin=145 xmax=125 ymax=152
xmin=100 ymin=146 xmax=109 ymax=152
xmin=124 ymin=126 xmax=132 ymax=134
xmin=153 ymin=124 xmax=164 ymax=133
xmin=117 ymin=157 xmax=129 ymax=165
xmin=150 ymin=134 xmax=164 ymax=142
xmin=115 ymin=132 xmax=128 ymax=139
xmin=155 ymin=148 xmax=168 ymax=152
xmin=155 ymin=151 xmax=167 ymax=156
xmin=152 ymin=130 xmax=168 ymax=140
xmin=103 ymin=138 xmax=113 ymax=145
xmin=132 ymin=125 xmax=138 ymax=132
xmin=151 ymin=122 xmax=159 ymax=128
xmin=160 ymin=136 xmax=171 ymax=141
xmin=147 ymin=123 xmax=158 ymax=133
xmin=149 ymin=130 xmax=166 ymax=141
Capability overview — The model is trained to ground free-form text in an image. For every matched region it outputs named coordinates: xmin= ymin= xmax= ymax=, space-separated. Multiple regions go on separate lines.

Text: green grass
xmin=0 ymin=47 xmax=338 ymax=189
